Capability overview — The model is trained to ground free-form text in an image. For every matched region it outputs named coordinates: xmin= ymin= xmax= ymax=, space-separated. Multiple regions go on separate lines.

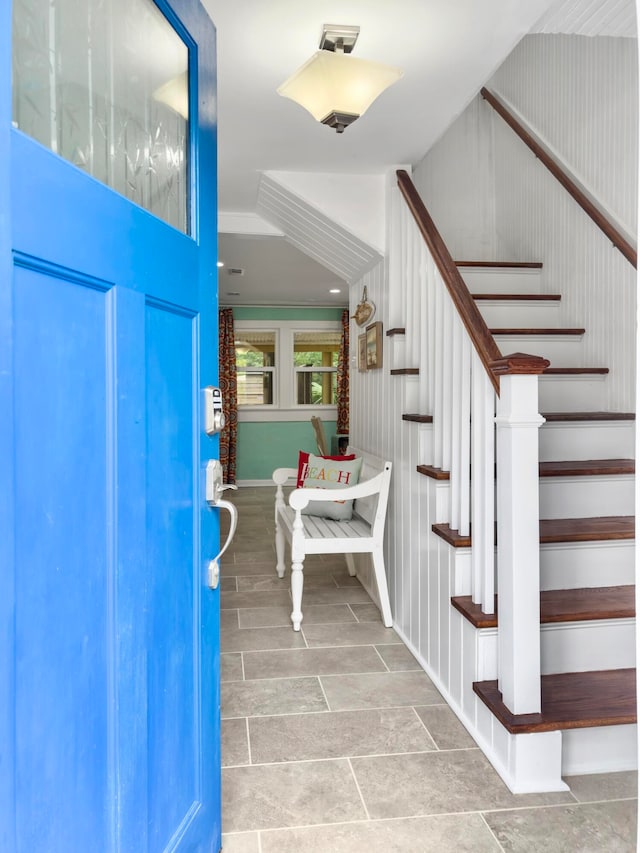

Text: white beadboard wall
xmin=413 ymin=33 xmax=638 ymax=410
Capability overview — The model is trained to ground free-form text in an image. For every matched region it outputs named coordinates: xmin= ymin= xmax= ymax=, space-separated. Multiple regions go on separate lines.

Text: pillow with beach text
xmin=296 ymin=451 xmax=356 ymax=488
xmin=298 ymin=452 xmax=362 ymax=521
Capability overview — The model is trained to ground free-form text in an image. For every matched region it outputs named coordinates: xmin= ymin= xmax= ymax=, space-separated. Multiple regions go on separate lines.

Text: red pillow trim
xmin=296 ymin=451 xmax=356 ymax=488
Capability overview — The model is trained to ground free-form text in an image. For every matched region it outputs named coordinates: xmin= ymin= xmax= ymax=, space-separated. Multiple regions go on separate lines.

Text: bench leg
xmin=345 ymin=554 xmax=357 ymax=577
xmin=372 ymin=547 xmax=393 ymax=627
xmin=290 ymin=558 xmax=304 ymax=631
xmin=275 ymin=518 xmax=286 ymax=578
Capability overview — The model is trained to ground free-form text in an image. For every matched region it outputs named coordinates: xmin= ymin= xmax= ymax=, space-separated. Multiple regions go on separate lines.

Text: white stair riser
xmin=493 ymin=335 xmax=584 ymax=366
xmin=538 ymin=375 xmax=608 ymax=411
xmin=541 ymin=619 xmax=636 ymax=674
xmin=459 ymin=269 xmax=543 ymax=294
xmin=562 ymin=724 xmax=637 ymax=775
xmin=539 ymin=474 xmax=635 ymax=518
xmin=476 ymin=301 xmax=561 ymax=328
xmin=540 ymin=540 xmax=635 ymax=590
xmin=472 ymin=619 xmax=635 ymax=680
xmin=540 ymin=421 xmax=635 ymax=462
xmin=403 ymin=373 xmax=421 ymax=411
xmin=419 ymin=425 xmax=434 ymax=462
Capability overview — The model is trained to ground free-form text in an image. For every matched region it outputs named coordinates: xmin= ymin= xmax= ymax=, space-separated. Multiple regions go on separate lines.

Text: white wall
xmin=412 ymin=33 xmax=638 ymax=410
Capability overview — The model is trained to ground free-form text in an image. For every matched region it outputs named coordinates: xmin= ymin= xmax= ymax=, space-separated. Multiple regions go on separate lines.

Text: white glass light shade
xmin=277 ymin=51 xmax=403 ymax=123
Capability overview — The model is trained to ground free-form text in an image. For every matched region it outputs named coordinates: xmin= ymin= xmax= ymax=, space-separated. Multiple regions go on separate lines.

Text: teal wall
xmin=233 ymin=306 xmax=345 ymax=481
xmin=236 ymin=420 xmax=338 ymax=481
xmin=232 ymin=306 xmax=344 ymax=321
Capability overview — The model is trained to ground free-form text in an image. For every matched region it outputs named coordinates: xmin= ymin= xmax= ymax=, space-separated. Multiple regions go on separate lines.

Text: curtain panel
xmin=218 ymin=308 xmax=237 ymax=483
xmin=336 ymin=308 xmax=349 ymax=435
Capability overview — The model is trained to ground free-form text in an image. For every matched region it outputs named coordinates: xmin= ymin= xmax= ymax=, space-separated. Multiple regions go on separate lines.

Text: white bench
xmin=272 ymin=448 xmax=393 ymax=631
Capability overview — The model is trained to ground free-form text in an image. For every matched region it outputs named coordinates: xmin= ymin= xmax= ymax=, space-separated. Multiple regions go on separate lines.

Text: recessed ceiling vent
xmin=228 ymin=267 xmax=245 ymax=276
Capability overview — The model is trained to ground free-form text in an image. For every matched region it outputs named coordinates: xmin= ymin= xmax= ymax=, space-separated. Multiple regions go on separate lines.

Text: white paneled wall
xmin=413 ymin=33 xmax=637 ymax=409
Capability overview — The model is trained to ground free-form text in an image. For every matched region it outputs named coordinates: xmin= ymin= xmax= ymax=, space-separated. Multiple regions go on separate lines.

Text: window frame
xmin=234 ymin=319 xmax=342 ymax=423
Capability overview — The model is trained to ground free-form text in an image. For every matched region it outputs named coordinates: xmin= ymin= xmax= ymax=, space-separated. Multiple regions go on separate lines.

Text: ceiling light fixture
xmin=277 ymin=24 xmax=403 ymax=134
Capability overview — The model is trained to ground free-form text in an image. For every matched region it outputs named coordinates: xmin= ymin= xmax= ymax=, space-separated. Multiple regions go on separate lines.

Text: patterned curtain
xmin=218 ymin=308 xmax=237 ymax=484
xmin=336 ymin=308 xmax=350 ymax=435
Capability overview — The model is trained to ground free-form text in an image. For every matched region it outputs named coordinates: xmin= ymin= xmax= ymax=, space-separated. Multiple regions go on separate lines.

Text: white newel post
xmin=493 ymin=354 xmax=549 ymax=715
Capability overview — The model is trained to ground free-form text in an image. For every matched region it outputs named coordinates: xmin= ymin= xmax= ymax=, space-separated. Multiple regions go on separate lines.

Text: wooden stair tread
xmin=540 ymin=516 xmax=635 ymax=542
xmin=386 ymin=327 xmax=406 ymax=336
xmin=455 ymin=261 xmax=543 ymax=269
xmin=452 ymin=585 xmax=635 ymax=629
xmin=433 ymin=515 xmax=635 ymax=547
xmin=417 ymin=465 xmax=450 ymax=480
xmin=542 ymin=367 xmax=609 ymax=374
xmin=490 ymin=327 xmax=585 ymax=335
xmin=402 ymin=413 xmax=433 ymax=423
xmin=390 ymin=368 xmax=419 ymax=375
xmin=539 ymin=459 xmax=635 ymax=476
xmin=473 ymin=669 xmax=637 ymax=733
xmin=473 ymin=293 xmax=560 ymax=301
xmin=417 ymin=458 xmax=634 ymax=482
xmin=542 ymin=412 xmax=635 ymax=422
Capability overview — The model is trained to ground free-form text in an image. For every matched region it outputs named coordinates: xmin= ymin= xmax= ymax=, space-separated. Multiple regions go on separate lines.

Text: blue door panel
xmin=14 ymin=262 xmax=111 ymax=849
xmin=145 ymin=301 xmax=200 ymax=847
xmin=3 ymin=0 xmax=221 ymax=847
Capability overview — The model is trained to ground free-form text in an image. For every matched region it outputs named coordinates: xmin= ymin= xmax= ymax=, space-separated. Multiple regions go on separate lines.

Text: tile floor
xmin=220 ymin=487 xmax=637 ymax=852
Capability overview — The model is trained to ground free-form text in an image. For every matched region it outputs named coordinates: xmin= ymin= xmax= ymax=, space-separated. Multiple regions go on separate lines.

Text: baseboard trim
xmin=236 ymin=479 xmax=273 ymax=487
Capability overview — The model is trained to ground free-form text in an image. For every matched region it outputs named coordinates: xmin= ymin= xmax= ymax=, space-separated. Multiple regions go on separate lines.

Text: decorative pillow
xmin=298 ymin=452 xmax=362 ymax=521
xmin=296 ymin=450 xmax=356 ymax=488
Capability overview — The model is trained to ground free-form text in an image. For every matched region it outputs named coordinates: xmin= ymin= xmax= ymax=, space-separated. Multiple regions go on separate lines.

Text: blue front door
xmin=1 ymin=0 xmax=221 ymax=850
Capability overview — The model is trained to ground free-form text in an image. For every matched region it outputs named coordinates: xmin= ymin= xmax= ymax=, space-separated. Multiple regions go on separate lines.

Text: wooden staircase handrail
xmin=481 ymin=87 xmax=637 ymax=269
xmin=396 ymin=170 xmax=549 ymax=395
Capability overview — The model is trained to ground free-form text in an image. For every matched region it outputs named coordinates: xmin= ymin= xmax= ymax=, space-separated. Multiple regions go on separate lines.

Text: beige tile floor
xmin=220 ymin=487 xmax=637 ymax=852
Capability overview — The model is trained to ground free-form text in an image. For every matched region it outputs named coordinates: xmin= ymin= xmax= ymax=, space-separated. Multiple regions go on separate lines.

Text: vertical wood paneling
xmin=489 ymin=35 xmax=637 ymax=409
xmin=413 ymin=33 xmax=637 ymax=410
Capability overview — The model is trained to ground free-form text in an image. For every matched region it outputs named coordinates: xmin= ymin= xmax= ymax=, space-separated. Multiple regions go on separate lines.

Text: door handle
xmin=206 ymin=459 xmax=238 ymax=589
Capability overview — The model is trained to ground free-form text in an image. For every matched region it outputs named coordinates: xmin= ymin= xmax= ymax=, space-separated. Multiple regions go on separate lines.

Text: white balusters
xmin=471 ymin=356 xmax=496 ymax=611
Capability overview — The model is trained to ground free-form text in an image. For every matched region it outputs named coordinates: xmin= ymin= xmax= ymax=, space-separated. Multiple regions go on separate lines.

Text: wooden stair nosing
xmin=473 ymin=668 xmax=637 ymax=734
xmin=390 ymin=368 xmax=419 ymax=375
xmin=452 ymin=585 xmax=635 ymax=630
xmin=542 ymin=367 xmax=609 ymax=375
xmin=455 ymin=261 xmax=543 ymax=269
xmin=432 ymin=516 xmax=635 ymax=548
xmin=402 ymin=413 xmax=433 ymax=424
xmin=490 ymin=327 xmax=585 ymax=335
xmin=473 ymin=293 xmax=561 ymax=301
xmin=417 ymin=465 xmax=450 ymax=480
xmin=420 ymin=459 xmax=635 ymax=480
xmin=386 ymin=327 xmax=406 ymax=336
xmin=539 ymin=459 xmax=635 ymax=477
xmin=542 ymin=412 xmax=635 ymax=422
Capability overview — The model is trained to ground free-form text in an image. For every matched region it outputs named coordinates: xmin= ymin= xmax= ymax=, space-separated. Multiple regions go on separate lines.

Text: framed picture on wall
xmin=365 ymin=321 xmax=383 ymax=369
xmin=358 ymin=333 xmax=367 ymax=372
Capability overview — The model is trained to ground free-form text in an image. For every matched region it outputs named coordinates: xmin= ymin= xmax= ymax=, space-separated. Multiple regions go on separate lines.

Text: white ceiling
xmin=205 ymin=0 xmax=637 ymax=307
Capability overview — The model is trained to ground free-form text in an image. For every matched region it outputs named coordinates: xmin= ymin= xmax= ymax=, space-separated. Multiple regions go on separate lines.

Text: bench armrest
xmin=273 ymin=467 xmax=298 ymax=486
xmin=289 ymin=470 xmax=386 ymax=511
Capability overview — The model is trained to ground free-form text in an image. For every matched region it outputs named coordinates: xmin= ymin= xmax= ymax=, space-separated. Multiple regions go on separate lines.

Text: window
xmin=293 ymin=331 xmax=340 ymax=405
xmin=235 ymin=330 xmax=276 ymax=406
xmin=234 ymin=320 xmax=342 ymax=420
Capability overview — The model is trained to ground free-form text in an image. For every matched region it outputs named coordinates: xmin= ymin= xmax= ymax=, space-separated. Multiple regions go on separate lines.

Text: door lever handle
xmin=205 ymin=460 xmax=238 ymax=588
xmin=208 ymin=499 xmax=238 ymax=589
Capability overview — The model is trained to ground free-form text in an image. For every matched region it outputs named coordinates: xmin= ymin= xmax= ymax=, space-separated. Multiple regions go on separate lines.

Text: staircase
xmin=410 ymin=260 xmax=636 ymax=782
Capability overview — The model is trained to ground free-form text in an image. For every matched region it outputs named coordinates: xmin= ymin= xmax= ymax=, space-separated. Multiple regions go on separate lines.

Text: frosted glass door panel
xmin=13 ymin=0 xmax=189 ymax=233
